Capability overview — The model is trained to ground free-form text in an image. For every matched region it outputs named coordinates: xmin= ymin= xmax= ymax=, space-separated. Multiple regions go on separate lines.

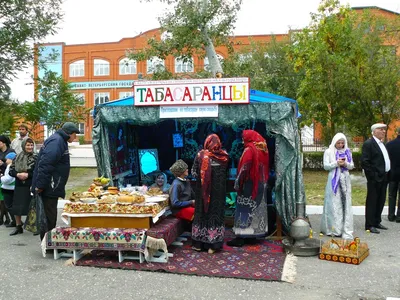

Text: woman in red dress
xmin=227 ymin=130 xmax=269 ymax=247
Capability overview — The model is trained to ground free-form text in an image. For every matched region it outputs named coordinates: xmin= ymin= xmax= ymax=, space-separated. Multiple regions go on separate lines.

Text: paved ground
xmin=0 ymin=212 xmax=399 ymax=300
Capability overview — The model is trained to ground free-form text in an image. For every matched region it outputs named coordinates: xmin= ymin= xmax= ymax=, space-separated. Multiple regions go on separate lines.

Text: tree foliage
xmin=130 ymin=0 xmax=242 ymax=76
xmin=0 ymin=0 xmax=63 ymax=95
xmin=223 ymin=38 xmax=302 ymax=100
xmin=33 ymin=71 xmax=90 ymax=133
xmin=290 ymin=0 xmax=400 ymax=142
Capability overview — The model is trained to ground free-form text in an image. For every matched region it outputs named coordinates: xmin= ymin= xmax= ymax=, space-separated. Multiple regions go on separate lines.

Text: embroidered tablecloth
xmin=43 ymin=227 xmax=147 ymax=252
xmin=41 ymin=226 xmax=168 ymax=262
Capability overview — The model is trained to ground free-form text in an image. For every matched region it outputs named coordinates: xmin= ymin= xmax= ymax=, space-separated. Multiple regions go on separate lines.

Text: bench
xmin=145 ymin=217 xmax=186 ymax=263
xmin=41 ymin=227 xmax=147 ymax=263
xmin=42 ymin=217 xmax=187 ymax=264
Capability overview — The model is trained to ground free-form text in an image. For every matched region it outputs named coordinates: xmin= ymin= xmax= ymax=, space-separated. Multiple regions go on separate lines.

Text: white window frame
xmin=119 ymin=58 xmax=137 ymax=75
xmin=74 ymin=93 xmax=85 ymax=105
xmin=77 ymin=123 xmax=85 ymax=135
xmin=204 ymin=54 xmax=224 ymax=71
xmin=146 ymin=56 xmax=165 ymax=74
xmin=175 ymin=57 xmax=194 ymax=73
xmin=94 ymin=59 xmax=110 ymax=76
xmin=69 ymin=60 xmax=85 ymax=77
xmin=119 ymin=91 xmax=134 ymax=99
xmin=94 ymin=92 xmax=110 ymax=105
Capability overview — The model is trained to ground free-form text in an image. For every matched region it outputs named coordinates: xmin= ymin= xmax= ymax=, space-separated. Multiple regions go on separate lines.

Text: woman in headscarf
xmin=9 ymin=138 xmax=37 ymax=236
xmin=191 ymin=134 xmax=229 ymax=253
xmin=227 ymin=130 xmax=269 ymax=247
xmin=169 ymin=159 xmax=195 ymax=222
xmin=149 ymin=172 xmax=171 ymax=194
xmin=320 ymin=133 xmax=354 ymax=239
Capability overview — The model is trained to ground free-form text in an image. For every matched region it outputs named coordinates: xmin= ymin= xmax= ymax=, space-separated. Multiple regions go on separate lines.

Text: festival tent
xmin=92 ymin=89 xmax=305 ymax=231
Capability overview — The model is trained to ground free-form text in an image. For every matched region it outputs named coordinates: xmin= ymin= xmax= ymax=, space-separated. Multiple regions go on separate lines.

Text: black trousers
xmin=40 ymin=196 xmax=58 ymax=241
xmin=365 ymin=179 xmax=388 ymax=229
xmin=388 ymin=181 xmax=400 ymax=218
xmin=1 ymin=189 xmax=15 ymax=223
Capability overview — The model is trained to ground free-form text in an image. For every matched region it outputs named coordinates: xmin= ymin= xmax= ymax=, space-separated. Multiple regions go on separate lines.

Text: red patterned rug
xmin=75 ymin=234 xmax=293 ymax=282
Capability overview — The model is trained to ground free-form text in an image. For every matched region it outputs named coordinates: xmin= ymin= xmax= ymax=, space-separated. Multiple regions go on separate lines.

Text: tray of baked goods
xmin=144 ymin=187 xmax=169 ymax=203
xmin=69 ymin=184 xmax=146 ymax=205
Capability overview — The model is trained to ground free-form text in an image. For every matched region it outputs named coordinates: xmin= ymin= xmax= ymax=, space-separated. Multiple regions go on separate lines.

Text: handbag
xmin=25 ymin=193 xmax=48 ymax=235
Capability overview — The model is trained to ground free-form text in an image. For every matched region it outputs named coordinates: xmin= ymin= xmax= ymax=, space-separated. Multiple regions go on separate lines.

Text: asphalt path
xmin=0 ymin=212 xmax=398 ymax=300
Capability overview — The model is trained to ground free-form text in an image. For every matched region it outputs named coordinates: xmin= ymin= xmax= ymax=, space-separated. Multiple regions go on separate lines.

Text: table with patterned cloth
xmin=61 ymin=200 xmax=169 ymax=229
xmin=42 ymin=226 xmax=149 ymax=263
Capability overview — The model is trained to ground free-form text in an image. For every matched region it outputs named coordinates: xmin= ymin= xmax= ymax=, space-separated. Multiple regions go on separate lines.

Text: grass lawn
xmin=65 ymin=167 xmax=98 ymax=199
xmin=303 ymin=170 xmax=367 ymax=206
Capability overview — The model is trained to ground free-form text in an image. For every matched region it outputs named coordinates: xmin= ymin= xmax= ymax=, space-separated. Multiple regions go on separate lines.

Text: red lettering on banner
xmin=183 ymin=87 xmax=193 ymax=101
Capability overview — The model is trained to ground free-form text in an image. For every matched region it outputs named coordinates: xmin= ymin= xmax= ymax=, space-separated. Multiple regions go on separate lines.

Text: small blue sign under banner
xmin=70 ymin=80 xmax=134 ymax=90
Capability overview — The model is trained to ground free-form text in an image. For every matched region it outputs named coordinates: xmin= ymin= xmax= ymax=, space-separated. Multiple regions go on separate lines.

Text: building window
xmin=119 ymin=91 xmax=133 ymax=99
xmin=119 ymin=58 xmax=137 ymax=75
xmin=175 ymin=57 xmax=194 ymax=73
xmin=146 ymin=56 xmax=165 ymax=74
xmin=94 ymin=92 xmax=110 ymax=105
xmin=78 ymin=123 xmax=85 ymax=135
xmin=69 ymin=60 xmax=84 ymax=77
xmin=74 ymin=93 xmax=85 ymax=105
xmin=94 ymin=59 xmax=110 ymax=76
xmin=204 ymin=54 xmax=224 ymax=71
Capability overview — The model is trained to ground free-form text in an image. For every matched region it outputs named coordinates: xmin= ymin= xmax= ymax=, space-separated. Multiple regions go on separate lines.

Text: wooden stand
xmin=70 ymin=216 xmax=151 ymax=229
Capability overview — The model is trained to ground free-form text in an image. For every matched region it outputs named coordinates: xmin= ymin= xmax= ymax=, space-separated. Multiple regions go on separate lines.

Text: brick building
xmin=33 ymin=6 xmax=399 ymax=142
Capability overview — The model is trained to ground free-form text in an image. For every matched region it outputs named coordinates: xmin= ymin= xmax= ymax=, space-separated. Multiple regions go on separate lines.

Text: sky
xmin=8 ymin=0 xmax=400 ymax=102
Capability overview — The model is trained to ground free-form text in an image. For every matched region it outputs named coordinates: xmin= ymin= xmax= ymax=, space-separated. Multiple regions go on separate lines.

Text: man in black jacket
xmin=386 ymin=127 xmax=400 ymax=223
xmin=32 ymin=122 xmax=80 ymax=240
xmin=361 ymin=123 xmax=391 ymax=234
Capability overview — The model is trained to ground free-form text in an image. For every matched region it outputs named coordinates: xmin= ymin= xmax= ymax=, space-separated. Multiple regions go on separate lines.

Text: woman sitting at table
xmin=149 ymin=172 xmax=170 ymax=194
xmin=169 ymin=159 xmax=195 ymax=222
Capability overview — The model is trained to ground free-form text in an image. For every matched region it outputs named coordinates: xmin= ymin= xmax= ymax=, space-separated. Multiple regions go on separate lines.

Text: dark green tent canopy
xmin=92 ymin=91 xmax=305 ymax=231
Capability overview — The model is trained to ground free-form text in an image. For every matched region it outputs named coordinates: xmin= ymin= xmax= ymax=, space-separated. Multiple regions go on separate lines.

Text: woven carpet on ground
xmin=75 ymin=233 xmax=294 ymax=282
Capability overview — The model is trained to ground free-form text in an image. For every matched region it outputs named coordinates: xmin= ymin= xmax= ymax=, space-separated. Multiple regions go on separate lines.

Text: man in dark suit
xmin=386 ymin=127 xmax=400 ymax=223
xmin=361 ymin=123 xmax=391 ymax=234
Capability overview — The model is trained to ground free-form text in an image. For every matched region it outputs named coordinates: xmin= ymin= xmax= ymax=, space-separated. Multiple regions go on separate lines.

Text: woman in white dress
xmin=320 ymin=133 xmax=354 ymax=239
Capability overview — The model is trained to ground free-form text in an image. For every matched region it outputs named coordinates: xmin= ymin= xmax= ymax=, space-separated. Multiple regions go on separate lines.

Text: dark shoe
xmin=0 ymin=219 xmax=3 ymax=226
xmin=6 ymin=222 xmax=16 ymax=228
xmin=388 ymin=216 xmax=395 ymax=222
xmin=367 ymin=227 xmax=380 ymax=234
xmin=396 ymin=218 xmax=400 ymax=223
xmin=4 ymin=213 xmax=11 ymax=225
xmin=9 ymin=225 xmax=23 ymax=236
xmin=227 ymin=238 xmax=245 ymax=247
xmin=244 ymin=238 xmax=259 ymax=245
xmin=376 ymin=224 xmax=388 ymax=230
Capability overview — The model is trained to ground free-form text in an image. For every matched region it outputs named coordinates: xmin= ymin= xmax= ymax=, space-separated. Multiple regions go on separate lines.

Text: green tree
xmin=131 ymin=0 xmax=242 ymax=76
xmin=19 ymin=100 xmax=48 ymax=137
xmin=345 ymin=11 xmax=400 ymax=140
xmin=223 ymin=38 xmax=302 ymax=100
xmin=290 ymin=0 xmax=400 ymax=142
xmin=0 ymin=0 xmax=63 ymax=95
xmin=35 ymin=71 xmax=90 ymax=133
